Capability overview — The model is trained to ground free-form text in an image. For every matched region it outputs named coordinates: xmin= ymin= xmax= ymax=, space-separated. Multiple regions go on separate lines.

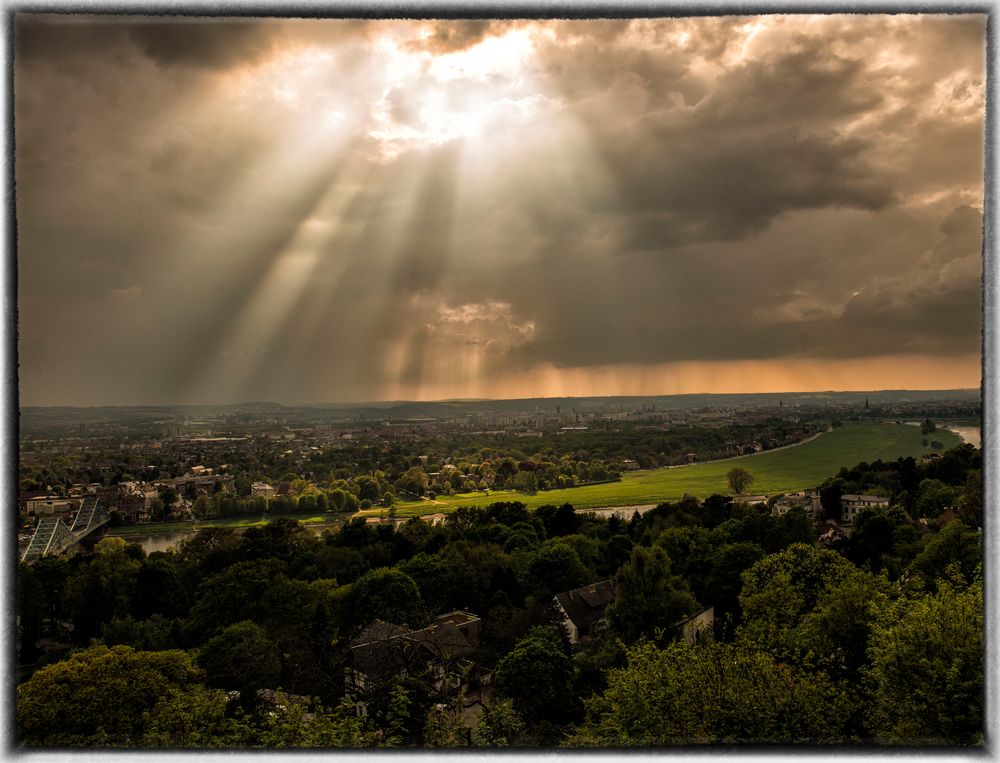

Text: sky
xmin=14 ymin=14 xmax=986 ymax=406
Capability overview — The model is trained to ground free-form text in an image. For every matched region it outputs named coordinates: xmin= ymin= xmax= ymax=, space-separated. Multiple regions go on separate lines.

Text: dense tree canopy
xmin=493 ymin=629 xmax=576 ymax=724
xmin=568 ymin=640 xmax=852 ymax=745
xmin=866 ymin=577 xmax=983 ymax=744
xmin=607 ymin=546 xmax=698 ymax=644
xmin=18 ymin=645 xmax=208 ymax=747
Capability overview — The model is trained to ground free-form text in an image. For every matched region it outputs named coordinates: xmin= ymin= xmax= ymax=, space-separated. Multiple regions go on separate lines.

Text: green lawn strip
xmin=358 ymin=423 xmax=959 ymax=519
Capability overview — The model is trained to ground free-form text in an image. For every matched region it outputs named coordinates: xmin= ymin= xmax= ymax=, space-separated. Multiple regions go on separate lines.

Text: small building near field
xmin=552 ymin=580 xmax=616 ymax=647
xmin=840 ymin=494 xmax=889 ymax=523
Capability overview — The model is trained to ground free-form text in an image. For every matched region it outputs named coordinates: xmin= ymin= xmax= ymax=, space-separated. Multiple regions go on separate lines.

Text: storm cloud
xmin=14 ymin=15 xmax=985 ymax=405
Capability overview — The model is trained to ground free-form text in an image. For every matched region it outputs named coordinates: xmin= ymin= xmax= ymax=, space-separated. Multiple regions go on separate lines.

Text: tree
xmin=705 ymin=541 xmax=765 ymax=630
xmin=819 ymin=479 xmax=845 ymax=520
xmin=395 ymin=467 xmax=428 ymax=497
xmin=237 ymin=517 xmax=319 ymax=576
xmin=17 ymin=645 xmax=206 ymax=746
xmin=422 ymin=693 xmax=468 ymax=747
xmin=355 ymin=475 xmax=380 ymax=502
xmin=32 ymin=555 xmax=70 ymax=633
xmin=398 ymin=552 xmax=455 ymax=613
xmin=197 ymin=621 xmax=281 ymax=711
xmin=844 ymin=508 xmax=902 ymax=575
xmin=138 ymin=683 xmax=253 ymax=747
xmin=102 ymin=613 xmax=175 ymax=651
xmin=795 ymin=568 xmax=893 ymax=682
xmin=257 ymin=695 xmax=369 ymax=748
xmin=493 ymin=632 xmax=575 ymax=724
xmin=956 ymin=469 xmax=982 ymax=527
xmin=566 ymin=640 xmax=852 ymax=746
xmin=737 ymin=543 xmax=856 ymax=661
xmin=63 ymin=537 xmax=141 ymax=643
xmin=133 ymin=556 xmax=191 ymax=620
xmin=606 ymin=546 xmax=698 ymax=644
xmin=158 ymin=485 xmax=179 ymax=506
xmin=192 ymin=494 xmax=214 ymax=518
xmin=16 ymin=563 xmax=44 ymax=663
xmin=345 ymin=567 xmax=425 ymax=630
xmin=865 ymin=577 xmax=983 ymax=744
xmin=474 ymin=698 xmax=526 ymax=746
xmin=148 ymin=496 xmax=166 ymax=520
xmin=184 ymin=559 xmax=287 ymax=640
xmin=526 ymin=542 xmax=591 ymax=596
xmin=914 ymin=478 xmax=961 ymax=519
xmin=910 ymin=520 xmax=981 ymax=591
xmin=726 ymin=467 xmax=754 ymax=495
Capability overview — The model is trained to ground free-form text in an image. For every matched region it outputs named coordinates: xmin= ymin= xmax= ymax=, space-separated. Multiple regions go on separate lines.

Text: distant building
xmin=25 ymin=496 xmax=77 ymax=516
xmin=173 ymin=473 xmax=235 ymax=496
xmin=101 ymin=483 xmax=148 ymax=523
xmin=771 ymin=490 xmax=822 ymax=520
xmin=840 ymin=494 xmax=889 ymax=523
xmin=621 ymin=459 xmax=640 ymax=471
xmin=251 ymin=481 xmax=275 ymax=499
xmin=552 ymin=580 xmax=616 ymax=647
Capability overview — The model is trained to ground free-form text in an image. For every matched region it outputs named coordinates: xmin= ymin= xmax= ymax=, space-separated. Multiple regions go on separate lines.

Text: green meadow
xmin=371 ymin=422 xmax=961 ymax=518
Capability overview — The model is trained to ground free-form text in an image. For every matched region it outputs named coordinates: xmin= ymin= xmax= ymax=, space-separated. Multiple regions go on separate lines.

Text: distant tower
xmin=779 ymin=399 xmax=783 ymax=408
xmin=865 ymin=396 xmax=870 ymax=410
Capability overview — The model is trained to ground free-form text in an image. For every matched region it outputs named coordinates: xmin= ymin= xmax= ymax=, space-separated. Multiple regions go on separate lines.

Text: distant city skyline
xmin=15 ymin=15 xmax=985 ymax=406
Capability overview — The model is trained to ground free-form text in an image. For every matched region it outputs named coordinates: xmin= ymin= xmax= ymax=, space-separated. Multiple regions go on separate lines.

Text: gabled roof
xmin=351 ymin=619 xmax=410 ymax=647
xmin=408 ymin=622 xmax=476 ymax=661
xmin=350 ymin=638 xmax=413 ymax=682
xmin=348 ymin=612 xmax=481 ymax=684
xmin=554 ymin=580 xmax=615 ymax=630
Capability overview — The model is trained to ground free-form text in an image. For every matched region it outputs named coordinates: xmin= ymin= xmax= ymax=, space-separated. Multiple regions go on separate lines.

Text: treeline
xmin=19 ymin=417 xmax=821 ymax=497
xmin=16 ymin=444 xmax=983 ymax=747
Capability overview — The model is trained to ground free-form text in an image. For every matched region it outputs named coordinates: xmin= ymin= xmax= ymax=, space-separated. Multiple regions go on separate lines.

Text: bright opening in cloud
xmin=367 ymin=27 xmax=543 ymax=156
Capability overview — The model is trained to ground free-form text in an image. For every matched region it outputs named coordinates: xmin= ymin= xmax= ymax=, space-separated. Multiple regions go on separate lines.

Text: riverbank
xmin=105 ymin=512 xmax=351 ymax=554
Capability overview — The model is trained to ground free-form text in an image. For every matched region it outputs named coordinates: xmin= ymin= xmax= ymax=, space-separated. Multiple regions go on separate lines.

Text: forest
xmin=16 ymin=443 xmax=983 ymax=747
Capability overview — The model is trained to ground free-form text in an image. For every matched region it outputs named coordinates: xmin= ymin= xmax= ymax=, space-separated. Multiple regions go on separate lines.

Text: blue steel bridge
xmin=20 ymin=495 xmax=110 ymax=564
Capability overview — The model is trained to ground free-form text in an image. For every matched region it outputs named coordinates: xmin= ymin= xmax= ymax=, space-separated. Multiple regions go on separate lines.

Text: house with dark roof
xmin=345 ymin=611 xmax=482 ymax=707
xmin=552 ymin=580 xmax=615 ymax=647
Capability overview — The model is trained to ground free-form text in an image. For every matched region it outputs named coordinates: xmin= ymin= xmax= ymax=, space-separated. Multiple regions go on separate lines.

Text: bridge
xmin=21 ymin=496 xmax=111 ymax=564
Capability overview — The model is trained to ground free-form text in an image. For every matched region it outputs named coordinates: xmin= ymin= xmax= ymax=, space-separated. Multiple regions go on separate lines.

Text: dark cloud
xmin=605 ymin=129 xmax=895 ymax=245
xmin=16 ymin=14 xmax=281 ymax=70
xmin=14 ymin=16 xmax=985 ymax=405
xmin=126 ymin=18 xmax=276 ymax=69
xmin=411 ymin=20 xmax=510 ymax=54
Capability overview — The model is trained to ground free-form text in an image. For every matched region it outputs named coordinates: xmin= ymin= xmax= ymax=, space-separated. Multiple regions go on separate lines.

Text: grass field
xmin=367 ymin=422 xmax=961 ymax=518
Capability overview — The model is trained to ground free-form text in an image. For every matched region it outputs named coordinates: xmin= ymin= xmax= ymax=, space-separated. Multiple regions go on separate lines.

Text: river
xmin=114 ymin=520 xmax=342 ymax=555
xmin=946 ymin=425 xmax=981 ymax=448
xmin=582 ymin=504 xmax=659 ymax=519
